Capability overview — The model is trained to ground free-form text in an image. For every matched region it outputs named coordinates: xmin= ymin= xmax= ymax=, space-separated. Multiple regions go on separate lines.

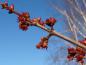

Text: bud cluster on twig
xmin=0 ymin=0 xmax=56 ymax=31
xmin=67 ymin=38 xmax=86 ymax=65
xmin=0 ymin=1 xmax=86 ymax=65
xmin=36 ymin=33 xmax=53 ymax=49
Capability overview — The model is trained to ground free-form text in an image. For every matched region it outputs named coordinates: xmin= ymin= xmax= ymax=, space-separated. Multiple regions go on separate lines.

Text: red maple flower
xmin=76 ymin=47 xmax=85 ymax=56
xmin=68 ymin=48 xmax=76 ymax=55
xmin=76 ymin=55 xmax=84 ymax=62
xmin=78 ymin=38 xmax=86 ymax=46
xmin=1 ymin=2 xmax=8 ymax=9
xmin=18 ymin=16 xmax=26 ymax=23
xmin=21 ymin=12 xmax=30 ymax=18
xmin=41 ymin=41 xmax=48 ymax=49
xmin=36 ymin=37 xmax=48 ymax=49
xmin=67 ymin=48 xmax=76 ymax=61
xmin=67 ymin=55 xmax=74 ymax=61
xmin=8 ymin=4 xmax=14 ymax=14
xmin=36 ymin=43 xmax=41 ymax=49
xmin=82 ymin=39 xmax=86 ymax=45
xmin=17 ymin=12 xmax=30 ymax=22
xmin=67 ymin=47 xmax=85 ymax=64
xmin=36 ymin=41 xmax=48 ymax=49
xmin=75 ymin=54 xmax=84 ymax=65
xmin=45 ymin=17 xmax=56 ymax=27
xmin=19 ymin=22 xmax=28 ymax=31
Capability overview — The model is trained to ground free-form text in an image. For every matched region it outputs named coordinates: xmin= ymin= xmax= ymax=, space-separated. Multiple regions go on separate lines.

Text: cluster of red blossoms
xmin=18 ymin=12 xmax=30 ymax=31
xmin=18 ymin=16 xmax=56 ymax=31
xmin=0 ymin=1 xmax=14 ymax=14
xmin=45 ymin=17 xmax=56 ymax=27
xmin=0 ymin=1 xmax=56 ymax=49
xmin=67 ymin=39 xmax=86 ymax=65
xmin=36 ymin=37 xmax=48 ymax=49
xmin=78 ymin=38 xmax=86 ymax=46
xmin=0 ymin=1 xmax=56 ymax=31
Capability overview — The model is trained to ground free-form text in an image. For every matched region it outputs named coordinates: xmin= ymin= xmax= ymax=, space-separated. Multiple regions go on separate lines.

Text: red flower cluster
xmin=78 ymin=38 xmax=86 ymax=46
xmin=19 ymin=22 xmax=29 ymax=31
xmin=0 ymin=1 xmax=14 ymax=14
xmin=18 ymin=12 xmax=30 ymax=22
xmin=17 ymin=12 xmax=30 ymax=31
xmin=36 ymin=37 xmax=48 ymax=49
xmin=18 ymin=15 xmax=56 ymax=31
xmin=67 ymin=48 xmax=76 ymax=61
xmin=31 ymin=17 xmax=57 ymax=28
xmin=67 ymin=47 xmax=85 ymax=65
xmin=8 ymin=4 xmax=14 ymax=14
xmin=0 ymin=1 xmax=57 ymax=31
xmin=1 ymin=2 xmax=8 ymax=9
xmin=45 ymin=17 xmax=56 ymax=27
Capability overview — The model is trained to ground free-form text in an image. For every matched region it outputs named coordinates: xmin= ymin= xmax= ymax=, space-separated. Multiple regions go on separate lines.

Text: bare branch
xmin=36 ymin=23 xmax=86 ymax=50
xmin=70 ymin=9 xmax=86 ymax=38
xmin=82 ymin=0 xmax=86 ymax=8
xmin=66 ymin=0 xmax=86 ymax=25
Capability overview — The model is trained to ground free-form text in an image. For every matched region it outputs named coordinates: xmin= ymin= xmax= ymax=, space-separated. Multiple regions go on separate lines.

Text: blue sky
xmin=0 ymin=0 xmax=67 ymax=65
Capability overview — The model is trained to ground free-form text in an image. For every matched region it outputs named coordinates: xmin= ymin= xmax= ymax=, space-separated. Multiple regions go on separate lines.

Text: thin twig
xmin=36 ymin=23 xmax=86 ymax=50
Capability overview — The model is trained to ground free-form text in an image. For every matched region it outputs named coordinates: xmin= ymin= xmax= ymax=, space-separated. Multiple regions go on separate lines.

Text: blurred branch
xmin=83 ymin=0 xmax=86 ymax=8
xmin=70 ymin=9 xmax=86 ymax=38
xmin=66 ymin=0 xmax=86 ymax=26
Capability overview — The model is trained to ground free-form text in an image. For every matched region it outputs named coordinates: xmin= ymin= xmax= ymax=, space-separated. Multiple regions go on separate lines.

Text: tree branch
xmin=36 ymin=23 xmax=86 ymax=51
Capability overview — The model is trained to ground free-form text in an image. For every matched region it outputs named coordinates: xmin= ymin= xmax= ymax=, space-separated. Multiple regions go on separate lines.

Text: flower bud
xmin=67 ymin=55 xmax=73 ymax=61
xmin=18 ymin=16 xmax=26 ymax=23
xmin=68 ymin=48 xmax=76 ymax=55
xmin=1 ymin=2 xmax=8 ymax=9
xmin=36 ymin=43 xmax=41 ymax=49
xmin=42 ymin=41 xmax=48 ymax=49
xmin=8 ymin=4 xmax=14 ymax=14
xmin=22 ymin=12 xmax=30 ymax=18
xmin=45 ymin=17 xmax=56 ymax=27
xmin=76 ymin=55 xmax=84 ymax=62
xmin=19 ymin=22 xmax=28 ymax=31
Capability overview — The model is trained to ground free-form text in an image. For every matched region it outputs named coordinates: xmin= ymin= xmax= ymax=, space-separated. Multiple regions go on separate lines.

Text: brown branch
xmin=36 ymin=23 xmax=86 ymax=51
